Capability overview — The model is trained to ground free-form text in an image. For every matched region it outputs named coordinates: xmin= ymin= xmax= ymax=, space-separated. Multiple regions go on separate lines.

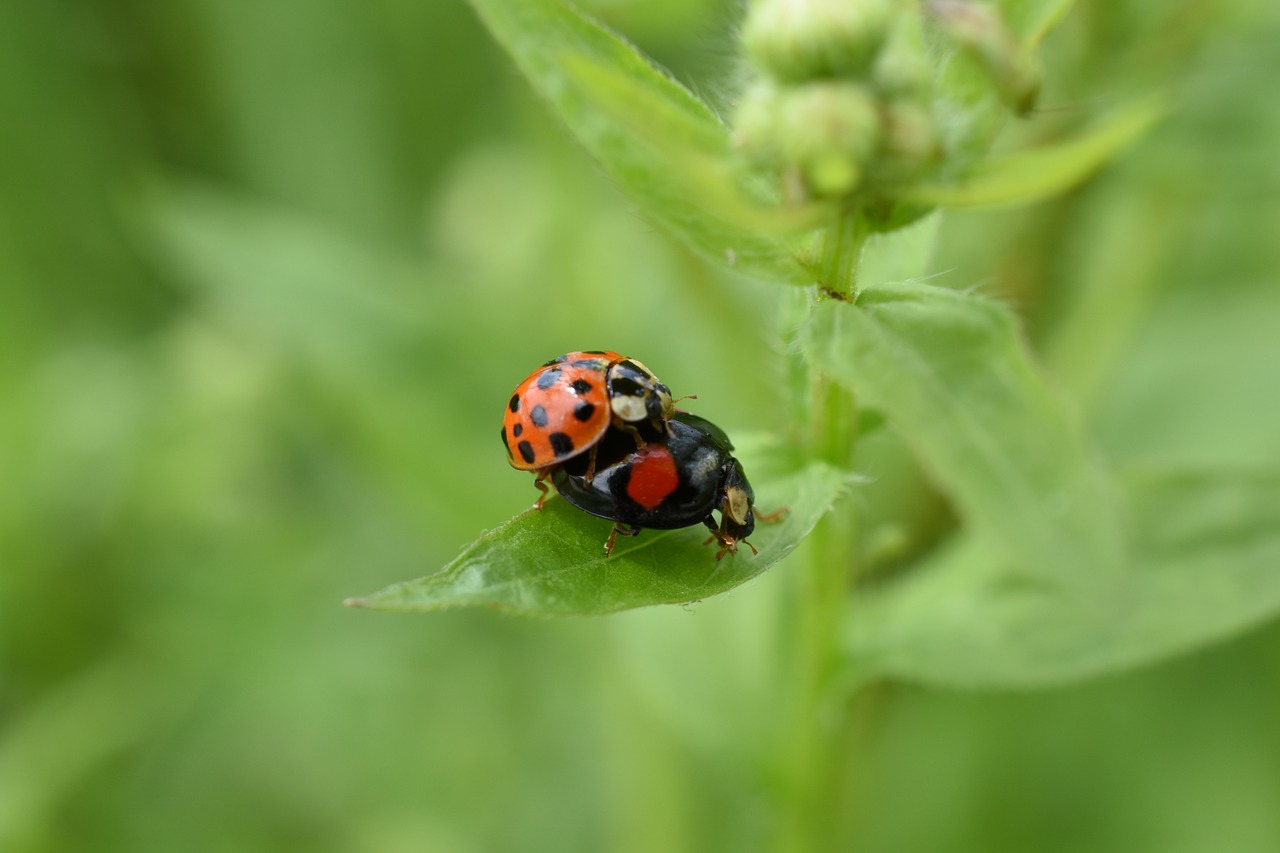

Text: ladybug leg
xmin=617 ymin=421 xmax=646 ymax=449
xmin=699 ymin=516 xmax=761 ymax=560
xmin=712 ymin=507 xmax=785 ymax=556
xmin=754 ymin=507 xmax=789 ymax=524
xmin=532 ymin=470 xmax=552 ymax=510
xmin=700 ymin=516 xmax=737 ymax=561
xmin=604 ymin=523 xmax=641 ymax=557
xmin=713 ymin=537 xmax=738 ymax=561
xmin=584 ymin=444 xmax=599 ymax=485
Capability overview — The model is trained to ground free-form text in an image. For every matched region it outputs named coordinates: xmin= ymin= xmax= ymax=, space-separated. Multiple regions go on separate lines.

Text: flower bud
xmin=736 ymin=81 xmax=883 ymax=200
xmin=929 ymin=0 xmax=1041 ymax=113
xmin=871 ymin=15 xmax=932 ymax=100
xmin=876 ymin=100 xmax=941 ymax=182
xmin=743 ymin=0 xmax=895 ymax=83
xmin=734 ymin=83 xmax=787 ymax=167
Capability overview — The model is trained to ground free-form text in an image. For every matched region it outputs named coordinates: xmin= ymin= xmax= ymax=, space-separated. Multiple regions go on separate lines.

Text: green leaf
xmin=468 ymin=0 xmax=815 ymax=285
xmin=850 ymin=468 xmax=1280 ymax=687
xmin=999 ymin=0 xmax=1077 ymax=46
xmin=563 ymin=55 xmax=836 ymax=238
xmin=135 ymin=181 xmax=439 ymax=364
xmin=857 ymin=212 xmax=941 ymax=287
xmin=347 ymin=445 xmax=848 ymax=615
xmin=925 ymin=0 xmax=1079 ymax=162
xmin=805 ymin=283 xmax=1126 ymax=586
xmin=904 ymin=100 xmax=1163 ymax=208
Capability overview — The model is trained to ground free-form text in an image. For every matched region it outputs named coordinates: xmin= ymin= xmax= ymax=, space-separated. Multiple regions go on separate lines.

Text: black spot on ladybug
xmin=570 ymin=358 xmax=604 ymax=368
xmin=512 ymin=422 xmax=523 ymax=437
xmin=509 ymin=394 xmax=520 ymax=413
xmin=530 ymin=404 xmax=548 ymax=427
xmin=584 ymin=350 xmax=607 ymax=354
xmin=518 ymin=441 xmax=536 ymax=464
xmin=536 ymin=368 xmax=561 ymax=390
xmin=549 ymin=432 xmax=574 ymax=457
xmin=500 ymin=426 xmax=510 ymax=453
xmin=545 ymin=354 xmax=570 ymax=365
xmin=573 ymin=402 xmax=596 ymax=422
xmin=571 ymin=379 xmax=593 ymax=395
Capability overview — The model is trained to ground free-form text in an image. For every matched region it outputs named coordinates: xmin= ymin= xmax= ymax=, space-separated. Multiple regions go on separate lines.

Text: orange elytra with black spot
xmin=500 ymin=351 xmax=674 ymax=471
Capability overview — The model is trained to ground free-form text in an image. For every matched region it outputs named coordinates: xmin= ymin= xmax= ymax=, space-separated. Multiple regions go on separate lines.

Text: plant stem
xmin=818 ymin=208 xmax=869 ymax=301
xmin=775 ymin=211 xmax=865 ymax=851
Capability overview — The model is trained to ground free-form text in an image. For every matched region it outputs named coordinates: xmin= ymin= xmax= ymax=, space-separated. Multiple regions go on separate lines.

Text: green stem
xmin=775 ymin=210 xmax=865 ymax=851
xmin=818 ymin=209 xmax=870 ymax=300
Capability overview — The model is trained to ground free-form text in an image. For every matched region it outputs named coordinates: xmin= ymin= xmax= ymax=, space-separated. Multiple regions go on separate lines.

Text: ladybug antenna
xmin=672 ymin=394 xmax=698 ymax=404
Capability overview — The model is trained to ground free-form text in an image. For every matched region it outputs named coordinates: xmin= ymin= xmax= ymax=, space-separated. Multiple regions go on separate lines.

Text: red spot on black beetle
xmin=625 ymin=446 xmax=679 ymax=510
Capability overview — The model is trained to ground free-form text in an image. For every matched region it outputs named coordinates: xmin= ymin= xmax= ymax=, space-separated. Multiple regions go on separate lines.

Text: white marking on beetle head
xmin=725 ymin=485 xmax=751 ymax=524
xmin=611 ymin=395 xmax=647 ymax=422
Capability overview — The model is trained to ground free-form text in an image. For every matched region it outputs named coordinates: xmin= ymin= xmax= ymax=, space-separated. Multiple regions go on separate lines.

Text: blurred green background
xmin=3 ymin=0 xmax=1280 ymax=851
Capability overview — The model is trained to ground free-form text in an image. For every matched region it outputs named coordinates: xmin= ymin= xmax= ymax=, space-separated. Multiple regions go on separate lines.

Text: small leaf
xmin=904 ymin=99 xmax=1163 ymax=208
xmin=805 ymin=283 xmax=1126 ymax=586
xmin=857 ymin=212 xmax=941 ymax=287
xmin=850 ymin=468 xmax=1280 ymax=687
xmin=929 ymin=0 xmax=1043 ymax=113
xmin=563 ymin=55 xmax=836 ymax=238
xmin=998 ymin=0 xmax=1077 ymax=46
xmin=468 ymin=0 xmax=816 ymax=285
xmin=348 ymin=447 xmax=849 ymax=616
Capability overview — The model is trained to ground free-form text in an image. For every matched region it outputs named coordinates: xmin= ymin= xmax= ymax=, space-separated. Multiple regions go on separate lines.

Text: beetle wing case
xmin=552 ymin=417 xmax=732 ymax=530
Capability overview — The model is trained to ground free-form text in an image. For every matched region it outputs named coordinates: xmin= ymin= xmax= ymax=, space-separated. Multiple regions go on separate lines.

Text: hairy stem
xmin=775 ymin=212 xmax=864 ymax=851
xmin=818 ymin=209 xmax=870 ymax=300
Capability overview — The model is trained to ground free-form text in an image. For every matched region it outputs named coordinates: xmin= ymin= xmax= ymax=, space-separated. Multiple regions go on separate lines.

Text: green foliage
xmin=347 ymin=0 xmax=1280 ymax=692
xmin=6 ymin=0 xmax=1280 ymax=850
xmin=851 ymin=468 xmax=1280 ymax=686
xmin=806 ymin=283 xmax=1125 ymax=585
xmin=352 ymin=450 xmax=847 ymax=614
xmin=469 ymin=0 xmax=817 ymax=284
xmin=903 ymin=99 xmax=1164 ymax=208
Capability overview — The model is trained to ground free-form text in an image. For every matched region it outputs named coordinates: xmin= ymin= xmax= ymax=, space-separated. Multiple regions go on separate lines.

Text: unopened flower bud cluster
xmin=734 ymin=0 xmax=941 ymax=204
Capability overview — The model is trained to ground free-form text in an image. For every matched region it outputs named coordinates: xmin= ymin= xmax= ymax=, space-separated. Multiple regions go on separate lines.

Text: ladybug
xmin=551 ymin=412 xmax=779 ymax=559
xmin=501 ymin=351 xmax=676 ymax=505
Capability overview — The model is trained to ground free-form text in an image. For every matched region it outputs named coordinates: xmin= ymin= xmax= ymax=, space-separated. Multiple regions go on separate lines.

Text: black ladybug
xmin=551 ymin=412 xmax=771 ymax=559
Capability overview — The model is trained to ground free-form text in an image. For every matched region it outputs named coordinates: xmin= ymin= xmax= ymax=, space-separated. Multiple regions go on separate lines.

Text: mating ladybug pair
xmin=501 ymin=351 xmax=775 ymax=559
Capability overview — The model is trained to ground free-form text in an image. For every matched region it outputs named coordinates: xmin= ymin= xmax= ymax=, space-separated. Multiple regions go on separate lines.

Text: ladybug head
xmin=607 ymin=359 xmax=675 ymax=424
xmin=719 ymin=459 xmax=756 ymax=541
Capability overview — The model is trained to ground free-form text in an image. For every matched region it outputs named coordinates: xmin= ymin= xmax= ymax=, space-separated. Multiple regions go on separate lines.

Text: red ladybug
xmin=501 ymin=351 xmax=675 ymax=505
xmin=551 ymin=412 xmax=777 ymax=559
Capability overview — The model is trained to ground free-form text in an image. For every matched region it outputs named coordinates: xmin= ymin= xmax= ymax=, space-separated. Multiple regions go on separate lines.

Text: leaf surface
xmin=906 ymin=101 xmax=1162 ymax=208
xmin=468 ymin=0 xmax=815 ymax=284
xmin=349 ymin=446 xmax=848 ymax=615
xmin=851 ymin=469 xmax=1280 ymax=686
xmin=806 ymin=283 xmax=1126 ymax=586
